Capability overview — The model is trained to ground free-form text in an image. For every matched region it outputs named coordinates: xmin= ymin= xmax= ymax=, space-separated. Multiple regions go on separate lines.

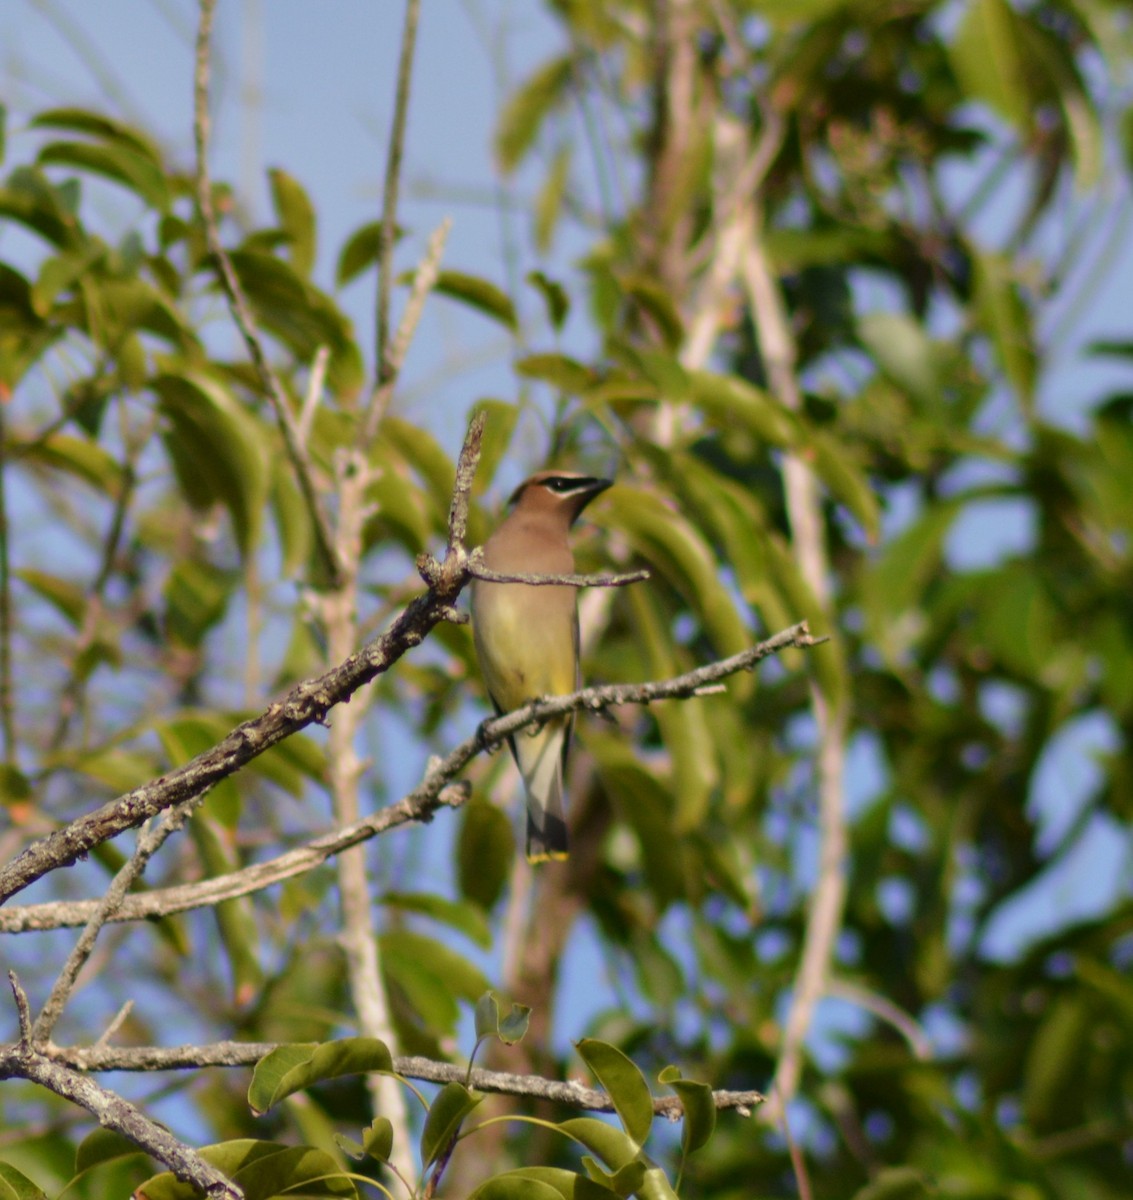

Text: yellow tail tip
xmin=526 ymin=849 xmax=569 ymax=864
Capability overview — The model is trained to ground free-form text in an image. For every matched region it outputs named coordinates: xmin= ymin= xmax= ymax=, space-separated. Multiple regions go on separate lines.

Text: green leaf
xmin=269 ymin=167 xmax=316 ymax=277
xmin=362 ymin=1117 xmax=394 ymax=1163
xmin=1022 ymin=994 xmax=1091 ymax=1131
xmin=474 ymin=992 xmax=531 ymax=1045
xmin=535 ymin=145 xmax=571 ymax=254
xmin=469 ymin=1176 xmax=572 ymax=1200
xmin=225 ymin=249 xmax=363 ymax=396
xmin=601 ymin=484 xmax=749 ymax=658
xmin=187 ymin=814 xmax=263 ymax=1004
xmin=469 ymin=400 xmax=520 ymax=495
xmin=809 ymin=430 xmax=880 ymax=542
xmin=14 ymin=432 xmax=125 ymax=494
xmin=557 ymin=1119 xmax=637 ymax=1172
xmin=37 ymin=140 xmax=169 ymax=211
xmin=248 ymin=1038 xmax=394 ymax=1115
xmin=951 ymin=0 xmax=1033 ymax=134
xmin=432 ymin=270 xmax=517 ymax=332
xmin=152 ymin=371 xmax=270 ymax=558
xmin=0 ymin=166 xmax=82 ymax=248
xmin=136 ymin=1139 xmax=357 ymax=1199
xmin=163 ymin=558 xmax=236 ymax=649
xmin=581 ymin=1158 xmax=646 ymax=1197
xmin=335 ymin=220 xmax=381 ymax=287
xmin=15 ymin=569 xmax=85 ymax=628
xmin=457 ymin=798 xmax=515 ymax=909
xmin=381 ymin=929 xmax=492 ymax=1005
xmin=420 ymin=1082 xmax=484 ymax=1168
xmin=31 ymin=107 xmax=162 ymax=164
xmin=657 ymin=1067 xmax=715 ymax=1155
xmin=973 ymin=250 xmax=1036 ymax=412
xmin=688 ymin=370 xmax=798 ymax=447
xmin=380 ymin=890 xmax=491 ymax=948
xmin=849 ymin=1166 xmax=932 ymax=1200
xmin=0 ymin=1161 xmax=49 ymax=1200
xmin=575 ymin=1040 xmax=653 ymax=1149
xmin=860 ymin=501 xmax=960 ymax=665
xmin=619 ymin=275 xmax=684 ymax=352
xmin=526 ymin=271 xmax=570 ymax=333
xmin=496 ymin=55 xmax=575 ymax=172
xmin=516 ymin=352 xmax=595 ymax=394
xmin=74 ymin=1128 xmax=145 ymax=1173
xmin=857 ymin=312 xmax=943 ymax=409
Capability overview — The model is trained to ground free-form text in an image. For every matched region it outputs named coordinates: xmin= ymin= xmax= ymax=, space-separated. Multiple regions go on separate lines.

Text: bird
xmin=471 ymin=470 xmax=612 ymax=862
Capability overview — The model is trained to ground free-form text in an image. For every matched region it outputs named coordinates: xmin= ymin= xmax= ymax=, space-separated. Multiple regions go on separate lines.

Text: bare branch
xmin=469 ymin=557 xmax=651 ymax=589
xmin=375 ymin=0 xmax=423 ymax=391
xmin=3 ymin=974 xmax=241 ymax=1198
xmin=42 ymin=1038 xmax=762 ymax=1118
xmin=0 ymin=413 xmax=489 ymax=906
xmin=1 ymin=623 xmax=821 ymax=933
xmin=31 ymin=800 xmax=197 ymax=1045
xmin=365 ymin=217 xmax=452 ymax=443
xmin=194 ymin=0 xmax=342 ymax=586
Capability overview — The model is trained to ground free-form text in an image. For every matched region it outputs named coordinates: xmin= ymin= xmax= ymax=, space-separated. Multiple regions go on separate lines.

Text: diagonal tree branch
xmin=30 ymin=800 xmax=198 ymax=1045
xmin=0 ymin=414 xmax=486 ymax=907
xmin=1 ymin=622 xmax=820 ymax=933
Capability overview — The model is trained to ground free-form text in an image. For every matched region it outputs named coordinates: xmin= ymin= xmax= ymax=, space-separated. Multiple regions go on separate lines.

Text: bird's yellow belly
xmin=473 ymin=584 xmax=574 ymax=711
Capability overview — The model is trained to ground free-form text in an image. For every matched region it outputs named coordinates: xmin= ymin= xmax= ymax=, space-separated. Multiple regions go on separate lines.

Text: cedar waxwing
xmin=471 ymin=471 xmax=612 ymax=862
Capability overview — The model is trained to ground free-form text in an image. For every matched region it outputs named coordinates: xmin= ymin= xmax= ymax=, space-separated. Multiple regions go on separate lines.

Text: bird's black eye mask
xmin=507 ymin=476 xmax=610 ymax=506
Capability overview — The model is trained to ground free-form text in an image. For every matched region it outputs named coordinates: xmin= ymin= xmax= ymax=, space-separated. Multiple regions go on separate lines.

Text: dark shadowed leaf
xmin=420 ymin=1082 xmax=484 ymax=1168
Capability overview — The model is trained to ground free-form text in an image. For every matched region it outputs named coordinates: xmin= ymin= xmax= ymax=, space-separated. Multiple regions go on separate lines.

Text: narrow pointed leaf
xmin=432 ymin=270 xmax=517 ymax=332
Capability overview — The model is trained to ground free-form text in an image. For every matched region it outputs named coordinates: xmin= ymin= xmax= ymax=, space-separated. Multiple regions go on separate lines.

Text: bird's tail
xmin=517 ymin=723 xmax=569 ymax=862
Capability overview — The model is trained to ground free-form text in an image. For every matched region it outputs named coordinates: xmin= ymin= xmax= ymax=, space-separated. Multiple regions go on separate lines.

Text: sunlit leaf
xmin=496 ymin=55 xmax=575 ymax=172
xmin=248 ymin=1039 xmax=394 ymax=1115
xmin=575 ymin=1040 xmax=653 ymax=1149
xmin=0 ymin=1161 xmax=48 ymax=1200
xmin=38 ymin=140 xmax=169 ymax=211
xmin=432 ymin=270 xmax=517 ymax=332
xmin=269 ymin=167 xmax=316 ymax=277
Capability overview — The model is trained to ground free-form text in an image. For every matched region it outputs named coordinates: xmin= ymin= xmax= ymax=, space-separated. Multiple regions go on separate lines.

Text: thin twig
xmin=31 ymin=800 xmax=198 ymax=1045
xmin=41 ymin=1036 xmax=763 ymax=1117
xmin=193 ymin=0 xmax=342 ymax=586
xmin=298 ymin=345 xmax=330 ymax=445
xmin=468 ymin=559 xmax=650 ymax=588
xmin=375 ymin=0 xmax=423 ymax=391
xmin=365 ymin=218 xmax=452 ymax=442
xmin=1 ymin=623 xmax=820 ymax=933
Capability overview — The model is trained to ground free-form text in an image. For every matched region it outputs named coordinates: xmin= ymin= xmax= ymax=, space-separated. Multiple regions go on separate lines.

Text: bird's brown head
xmin=507 ymin=471 xmax=613 ymax=528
